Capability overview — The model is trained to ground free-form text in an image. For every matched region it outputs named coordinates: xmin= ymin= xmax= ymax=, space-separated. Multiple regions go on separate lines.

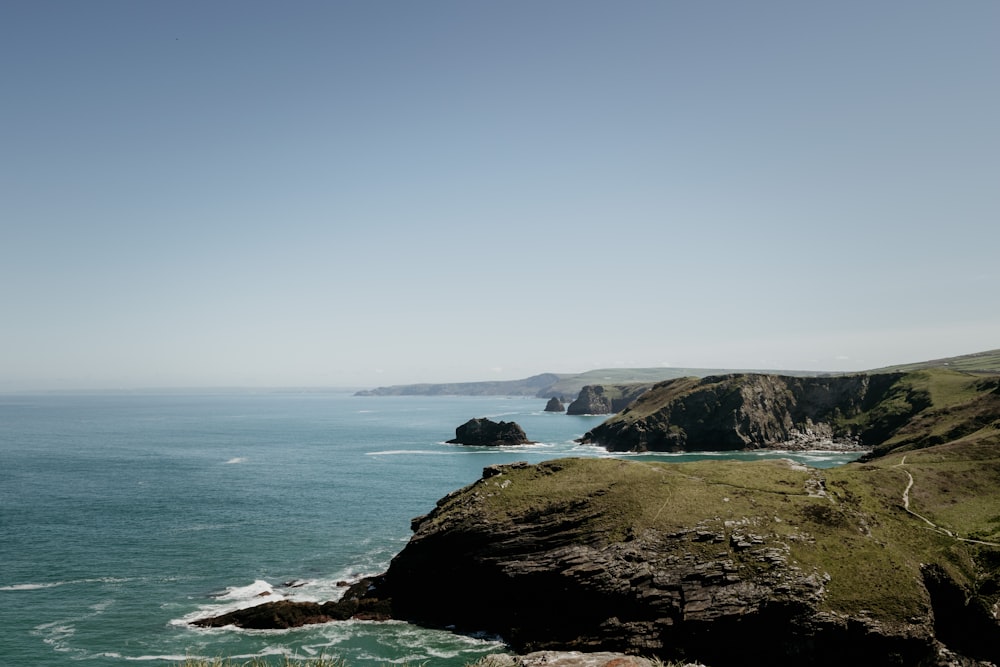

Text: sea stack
xmin=447 ymin=417 xmax=533 ymax=447
xmin=544 ymin=397 xmax=565 ymax=412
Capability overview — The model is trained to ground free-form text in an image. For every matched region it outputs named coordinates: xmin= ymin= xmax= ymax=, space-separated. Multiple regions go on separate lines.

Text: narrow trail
xmin=894 ymin=455 xmax=1000 ymax=547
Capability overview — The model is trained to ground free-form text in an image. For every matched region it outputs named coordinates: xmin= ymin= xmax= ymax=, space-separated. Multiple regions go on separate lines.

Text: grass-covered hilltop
xmin=203 ymin=351 xmax=1000 ymax=667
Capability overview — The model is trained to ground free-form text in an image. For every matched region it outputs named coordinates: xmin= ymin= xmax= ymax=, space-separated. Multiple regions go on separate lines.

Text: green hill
xmin=871 ymin=348 xmax=1000 ymax=374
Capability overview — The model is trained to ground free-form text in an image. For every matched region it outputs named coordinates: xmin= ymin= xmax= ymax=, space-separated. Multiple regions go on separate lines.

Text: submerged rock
xmin=447 ymin=417 xmax=533 ymax=447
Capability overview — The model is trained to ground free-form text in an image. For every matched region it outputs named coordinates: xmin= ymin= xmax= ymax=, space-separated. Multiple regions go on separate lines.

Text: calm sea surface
xmin=0 ymin=391 xmax=861 ymax=666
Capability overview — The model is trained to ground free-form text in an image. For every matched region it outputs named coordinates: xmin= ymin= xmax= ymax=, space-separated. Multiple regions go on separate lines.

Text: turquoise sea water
xmin=0 ymin=392 xmax=862 ymax=666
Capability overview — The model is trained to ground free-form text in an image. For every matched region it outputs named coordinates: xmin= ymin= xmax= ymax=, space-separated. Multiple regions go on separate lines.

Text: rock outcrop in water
xmin=544 ymin=397 xmax=566 ymax=412
xmin=447 ymin=417 xmax=533 ymax=447
xmin=193 ymin=580 xmax=391 ymax=629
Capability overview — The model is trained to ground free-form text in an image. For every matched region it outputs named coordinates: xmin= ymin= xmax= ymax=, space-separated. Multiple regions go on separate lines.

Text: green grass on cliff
xmin=866 ymin=369 xmax=1000 ymax=456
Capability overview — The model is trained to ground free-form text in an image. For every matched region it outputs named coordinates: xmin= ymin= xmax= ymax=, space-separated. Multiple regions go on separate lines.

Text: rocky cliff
xmin=579 ymin=370 xmax=1000 ymax=455
xmin=566 ymin=384 xmax=653 ymax=415
xmin=201 ymin=445 xmax=1000 ymax=665
xmin=367 ymin=450 xmax=1000 ymax=666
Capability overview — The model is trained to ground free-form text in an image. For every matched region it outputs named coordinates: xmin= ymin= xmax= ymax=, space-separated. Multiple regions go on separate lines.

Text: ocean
xmin=0 ymin=391 xmax=863 ymax=666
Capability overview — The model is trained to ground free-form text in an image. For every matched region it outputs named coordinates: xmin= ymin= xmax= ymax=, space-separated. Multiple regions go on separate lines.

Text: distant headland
xmin=354 ymin=349 xmax=1000 ymax=400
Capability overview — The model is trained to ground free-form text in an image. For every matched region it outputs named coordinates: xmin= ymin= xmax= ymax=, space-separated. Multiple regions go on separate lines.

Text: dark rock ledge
xmin=193 ymin=578 xmax=391 ymax=629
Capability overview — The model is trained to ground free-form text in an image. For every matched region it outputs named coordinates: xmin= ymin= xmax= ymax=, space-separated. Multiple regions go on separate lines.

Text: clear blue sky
xmin=2 ymin=1 xmax=998 ymax=390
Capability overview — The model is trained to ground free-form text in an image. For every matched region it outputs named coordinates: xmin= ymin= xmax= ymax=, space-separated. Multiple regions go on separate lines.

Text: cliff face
xmin=580 ymin=370 xmax=999 ymax=454
xmin=566 ymin=384 xmax=653 ymax=415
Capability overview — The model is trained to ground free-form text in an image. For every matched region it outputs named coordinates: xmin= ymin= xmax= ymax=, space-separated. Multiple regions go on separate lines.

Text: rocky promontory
xmin=580 ymin=370 xmax=1000 ymax=456
xmin=447 ymin=418 xmax=533 ymax=447
xmin=198 ymin=447 xmax=1000 ymax=665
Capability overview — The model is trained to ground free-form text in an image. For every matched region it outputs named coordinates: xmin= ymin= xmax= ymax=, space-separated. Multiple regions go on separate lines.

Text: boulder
xmin=447 ymin=417 xmax=533 ymax=447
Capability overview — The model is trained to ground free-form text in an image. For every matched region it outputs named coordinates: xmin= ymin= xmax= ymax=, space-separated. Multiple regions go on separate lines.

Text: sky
xmin=2 ymin=1 xmax=999 ymax=390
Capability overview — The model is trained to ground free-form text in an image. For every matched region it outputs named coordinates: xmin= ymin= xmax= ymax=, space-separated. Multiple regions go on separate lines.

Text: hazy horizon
xmin=3 ymin=2 xmax=998 ymax=392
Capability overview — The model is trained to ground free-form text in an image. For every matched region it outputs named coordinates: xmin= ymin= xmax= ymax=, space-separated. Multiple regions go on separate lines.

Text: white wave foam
xmin=1 ymin=576 xmax=133 ymax=591
xmin=224 ymin=457 xmax=248 ymax=464
xmin=175 ymin=579 xmax=288 ymax=627
xmin=175 ymin=551 xmax=398 ymax=630
xmin=120 ymin=655 xmax=196 ymax=662
xmin=1 ymin=582 xmax=62 ymax=591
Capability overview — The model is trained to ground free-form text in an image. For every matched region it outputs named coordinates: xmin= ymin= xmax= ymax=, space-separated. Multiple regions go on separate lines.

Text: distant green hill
xmin=871 ymin=348 xmax=1000 ymax=374
xmin=353 ymin=373 xmax=564 ymax=397
xmin=354 ymin=349 xmax=1000 ymax=399
xmin=355 ymin=367 xmax=824 ymax=399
